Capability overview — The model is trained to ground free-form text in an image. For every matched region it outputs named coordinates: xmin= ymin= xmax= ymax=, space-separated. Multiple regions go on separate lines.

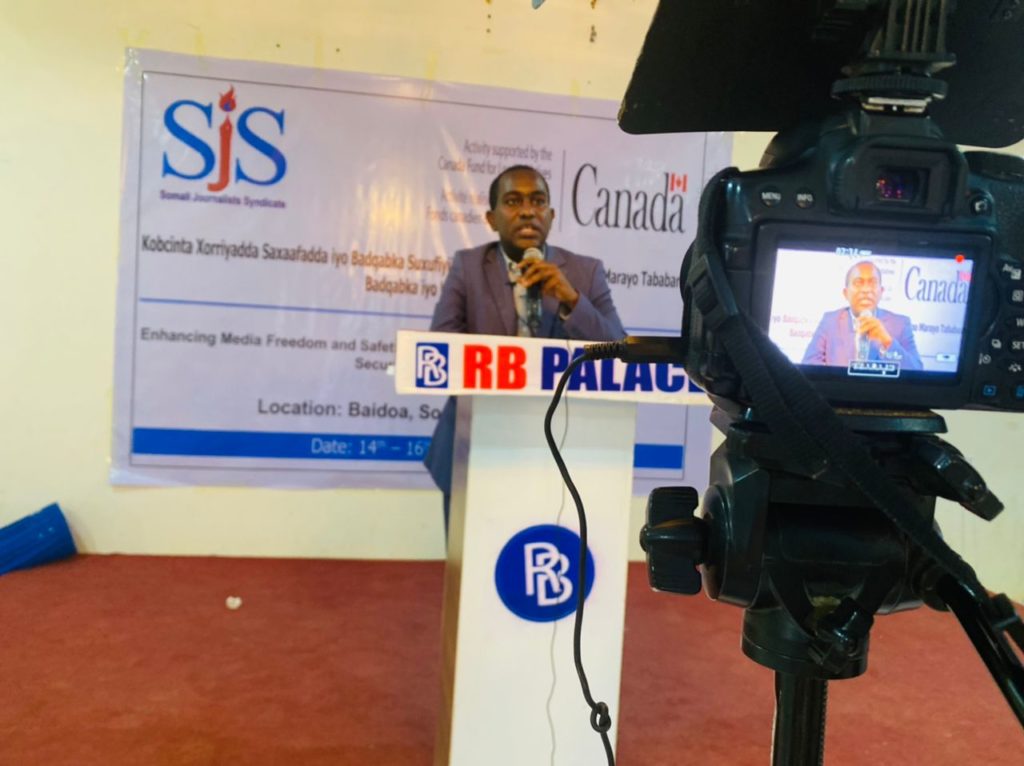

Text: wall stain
xmin=424 ymin=52 xmax=439 ymax=81
xmin=590 ymin=25 xmax=597 ymax=43
xmin=187 ymin=23 xmax=206 ymax=56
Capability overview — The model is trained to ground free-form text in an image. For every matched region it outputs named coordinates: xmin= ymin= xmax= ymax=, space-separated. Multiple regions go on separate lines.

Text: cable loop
xmin=589 ymin=702 xmax=612 ymax=733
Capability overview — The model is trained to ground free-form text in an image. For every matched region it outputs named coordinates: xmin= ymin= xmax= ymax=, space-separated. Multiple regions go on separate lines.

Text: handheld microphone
xmin=521 ymin=247 xmax=544 ymax=336
xmin=521 ymin=247 xmax=543 ymax=302
xmin=855 ymin=308 xmax=873 ymax=361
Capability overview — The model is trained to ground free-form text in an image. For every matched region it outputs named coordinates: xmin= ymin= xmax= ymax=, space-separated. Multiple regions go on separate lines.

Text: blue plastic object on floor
xmin=0 ymin=503 xmax=77 ymax=576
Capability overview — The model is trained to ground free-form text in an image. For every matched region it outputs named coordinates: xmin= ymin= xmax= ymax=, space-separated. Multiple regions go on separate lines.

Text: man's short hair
xmin=488 ymin=165 xmax=550 ymax=210
xmin=845 ymin=260 xmax=882 ymax=288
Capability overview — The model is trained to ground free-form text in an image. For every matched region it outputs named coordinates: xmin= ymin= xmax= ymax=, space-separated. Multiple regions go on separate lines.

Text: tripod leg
xmin=771 ymin=673 xmax=828 ymax=766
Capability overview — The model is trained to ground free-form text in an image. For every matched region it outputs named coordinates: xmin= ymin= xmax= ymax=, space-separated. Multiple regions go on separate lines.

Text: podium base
xmin=436 ymin=395 xmax=636 ymax=766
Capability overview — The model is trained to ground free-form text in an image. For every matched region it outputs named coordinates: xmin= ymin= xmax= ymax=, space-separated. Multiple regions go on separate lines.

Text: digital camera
xmin=680 ymin=108 xmax=1024 ymax=413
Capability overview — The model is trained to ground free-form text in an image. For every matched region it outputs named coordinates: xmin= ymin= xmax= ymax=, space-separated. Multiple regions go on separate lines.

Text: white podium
xmin=394 ymin=331 xmax=707 ymax=766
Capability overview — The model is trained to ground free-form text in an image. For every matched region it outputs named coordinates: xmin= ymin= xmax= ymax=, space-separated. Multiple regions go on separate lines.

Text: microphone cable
xmin=543 ymin=348 xmax=615 ymax=766
xmin=545 ymin=337 xmax=573 ymax=766
xmin=542 ymin=336 xmax=690 ymax=766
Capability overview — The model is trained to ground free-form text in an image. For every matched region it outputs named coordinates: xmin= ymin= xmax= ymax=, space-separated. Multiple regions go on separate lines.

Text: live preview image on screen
xmin=767 ymin=243 xmax=974 ymax=379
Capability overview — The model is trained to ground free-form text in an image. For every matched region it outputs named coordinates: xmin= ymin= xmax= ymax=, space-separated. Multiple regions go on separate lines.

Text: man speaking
xmin=802 ymin=260 xmax=923 ymax=370
xmin=424 ymin=164 xmax=626 ymax=527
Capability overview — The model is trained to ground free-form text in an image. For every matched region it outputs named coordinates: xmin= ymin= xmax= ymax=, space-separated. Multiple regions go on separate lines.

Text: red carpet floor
xmin=0 ymin=555 xmax=1020 ymax=765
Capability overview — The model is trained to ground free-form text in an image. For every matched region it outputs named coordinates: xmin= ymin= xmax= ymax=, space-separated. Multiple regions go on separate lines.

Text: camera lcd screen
xmin=767 ymin=244 xmax=975 ymax=378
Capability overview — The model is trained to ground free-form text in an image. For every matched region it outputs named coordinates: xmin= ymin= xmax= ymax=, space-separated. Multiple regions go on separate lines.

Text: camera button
xmin=1011 ymin=337 xmax=1024 ymax=355
xmin=980 ymin=383 xmax=1000 ymax=399
xmin=795 ymin=190 xmax=815 ymax=209
xmin=1015 ymin=384 xmax=1024 ymax=401
xmin=759 ymin=187 xmax=783 ymax=207
xmin=988 ymin=336 xmax=1006 ymax=354
xmin=998 ymin=260 xmax=1023 ymax=283
xmin=1005 ymin=314 xmax=1024 ymax=330
xmin=1009 ymin=287 xmax=1024 ymax=306
xmin=969 ymin=193 xmax=994 ymax=216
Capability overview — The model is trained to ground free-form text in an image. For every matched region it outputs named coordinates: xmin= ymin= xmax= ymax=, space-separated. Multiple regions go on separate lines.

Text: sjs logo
xmin=162 ymin=85 xmax=287 ymax=192
xmin=415 ymin=342 xmax=449 ymax=388
xmin=494 ymin=525 xmax=595 ymax=622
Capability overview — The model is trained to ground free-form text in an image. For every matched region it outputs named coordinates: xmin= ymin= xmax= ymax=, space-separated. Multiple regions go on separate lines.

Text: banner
xmin=112 ymin=49 xmax=730 ymax=490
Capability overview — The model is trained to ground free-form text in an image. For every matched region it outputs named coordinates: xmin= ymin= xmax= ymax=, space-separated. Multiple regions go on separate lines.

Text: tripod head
xmin=641 ymin=408 xmax=999 ymax=679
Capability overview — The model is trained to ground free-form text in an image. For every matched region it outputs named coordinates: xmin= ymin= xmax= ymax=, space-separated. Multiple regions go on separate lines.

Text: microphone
xmin=521 ymin=247 xmax=543 ymax=302
xmin=520 ymin=247 xmax=543 ymax=336
xmin=855 ymin=308 xmax=873 ymax=361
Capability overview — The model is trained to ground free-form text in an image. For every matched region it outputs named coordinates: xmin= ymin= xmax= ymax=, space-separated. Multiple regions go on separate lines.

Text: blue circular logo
xmin=494 ymin=525 xmax=595 ymax=622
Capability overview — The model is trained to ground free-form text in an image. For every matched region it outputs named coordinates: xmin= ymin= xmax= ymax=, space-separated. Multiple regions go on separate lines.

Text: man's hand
xmin=520 ymin=260 xmax=579 ymax=310
xmin=856 ymin=315 xmax=893 ymax=349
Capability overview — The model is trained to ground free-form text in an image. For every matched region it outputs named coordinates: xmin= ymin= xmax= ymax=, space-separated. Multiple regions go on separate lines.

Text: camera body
xmin=682 ymin=108 xmax=1024 ymax=412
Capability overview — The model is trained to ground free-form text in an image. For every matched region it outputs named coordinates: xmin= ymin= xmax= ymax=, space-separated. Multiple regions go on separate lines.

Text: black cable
xmin=542 ymin=350 xmax=615 ymax=766
xmin=545 ymin=344 xmax=572 ymax=766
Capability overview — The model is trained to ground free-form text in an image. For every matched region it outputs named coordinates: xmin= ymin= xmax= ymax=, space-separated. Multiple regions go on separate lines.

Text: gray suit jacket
xmin=424 ymin=242 xmax=627 ymax=493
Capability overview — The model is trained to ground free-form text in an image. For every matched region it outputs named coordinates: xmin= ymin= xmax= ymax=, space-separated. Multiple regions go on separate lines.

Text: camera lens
xmin=875 ymin=168 xmax=923 ymax=202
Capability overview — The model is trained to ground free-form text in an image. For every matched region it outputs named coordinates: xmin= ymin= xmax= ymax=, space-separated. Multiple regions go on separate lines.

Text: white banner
xmin=112 ymin=49 xmax=729 ymax=490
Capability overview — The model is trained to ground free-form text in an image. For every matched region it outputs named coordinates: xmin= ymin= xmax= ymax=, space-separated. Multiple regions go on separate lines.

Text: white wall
xmin=2 ymin=2 xmax=1022 ymax=600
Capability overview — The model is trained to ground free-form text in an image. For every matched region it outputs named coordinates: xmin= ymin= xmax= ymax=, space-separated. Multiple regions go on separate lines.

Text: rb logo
xmin=415 ymin=342 xmax=449 ymax=388
xmin=494 ymin=525 xmax=595 ymax=622
xmin=162 ymin=85 xmax=287 ymax=192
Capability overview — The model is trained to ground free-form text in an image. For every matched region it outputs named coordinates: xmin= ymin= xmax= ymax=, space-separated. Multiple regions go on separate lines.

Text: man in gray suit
xmin=802 ymin=260 xmax=922 ymax=370
xmin=424 ymin=165 xmax=626 ymax=525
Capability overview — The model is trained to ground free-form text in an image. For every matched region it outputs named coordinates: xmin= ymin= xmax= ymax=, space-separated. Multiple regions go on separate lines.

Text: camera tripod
xmin=641 ymin=406 xmax=1024 ymax=764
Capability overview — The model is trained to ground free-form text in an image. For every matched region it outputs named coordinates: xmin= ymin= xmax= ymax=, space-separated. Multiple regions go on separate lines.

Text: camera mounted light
xmin=619 ymin=0 xmax=1024 ymax=148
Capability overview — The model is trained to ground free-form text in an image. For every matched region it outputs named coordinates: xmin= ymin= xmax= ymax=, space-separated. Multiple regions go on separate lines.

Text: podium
xmin=394 ymin=331 xmax=708 ymax=765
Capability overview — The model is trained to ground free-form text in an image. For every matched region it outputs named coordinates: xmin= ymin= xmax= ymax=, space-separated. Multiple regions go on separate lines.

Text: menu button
xmin=759 ymin=188 xmax=783 ymax=207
